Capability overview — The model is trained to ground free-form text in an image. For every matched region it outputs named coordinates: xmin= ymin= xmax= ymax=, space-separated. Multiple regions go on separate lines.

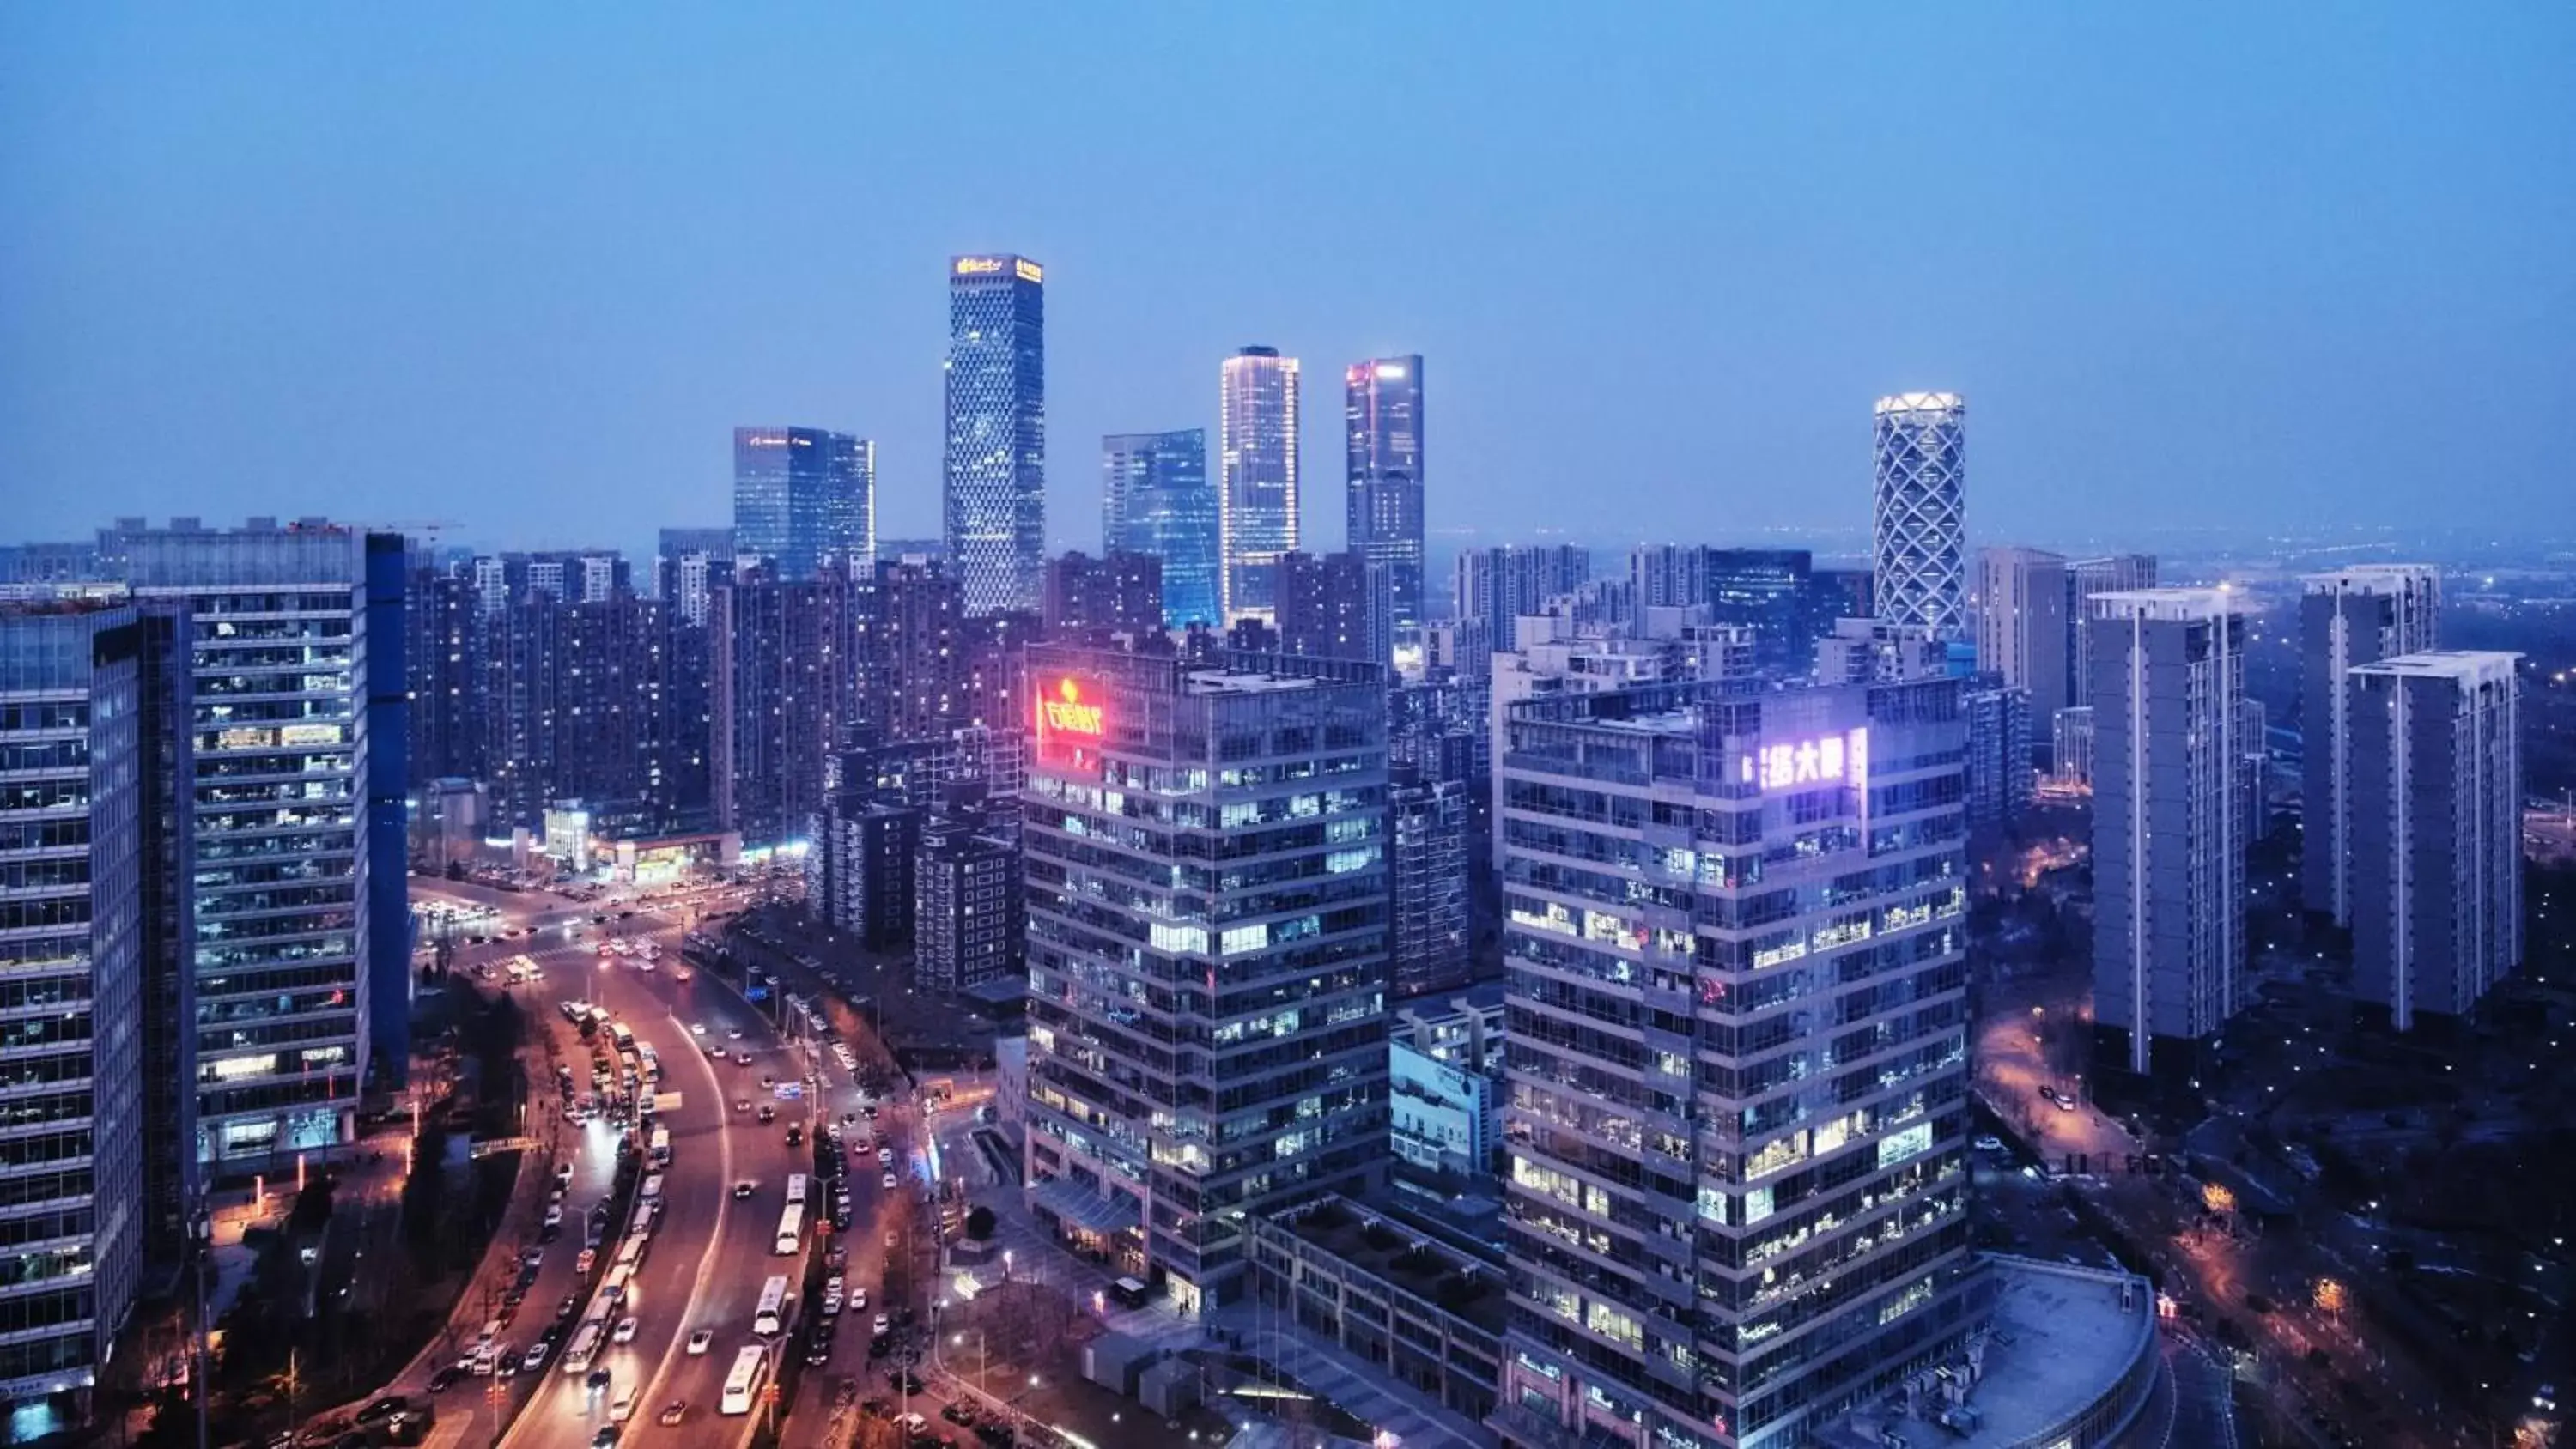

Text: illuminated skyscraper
xmin=1493 ymin=675 xmax=1979 ymax=1449
xmin=732 ymin=427 xmax=875 ymax=581
xmin=1871 ymin=392 xmax=1967 ymax=639
xmin=1345 ymin=355 xmax=1425 ymax=630
xmin=945 ymin=254 xmax=1047 ymax=616
xmin=1218 ymin=346 xmax=1301 ymax=623
xmin=1102 ymin=428 xmax=1218 ymax=628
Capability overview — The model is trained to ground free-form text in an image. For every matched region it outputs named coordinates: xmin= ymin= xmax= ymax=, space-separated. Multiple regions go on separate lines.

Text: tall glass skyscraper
xmin=1218 ymin=346 xmax=1300 ymax=624
xmin=1345 ymin=355 xmax=1425 ymax=630
xmin=732 ymin=427 xmax=875 ymax=580
xmin=945 ymin=254 xmax=1047 ymax=616
xmin=1102 ymin=428 xmax=1218 ymax=629
xmin=1871 ymin=392 xmax=1967 ymax=639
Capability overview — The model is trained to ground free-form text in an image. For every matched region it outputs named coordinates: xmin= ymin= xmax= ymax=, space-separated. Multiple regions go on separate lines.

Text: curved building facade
xmin=1872 ymin=392 xmax=1967 ymax=640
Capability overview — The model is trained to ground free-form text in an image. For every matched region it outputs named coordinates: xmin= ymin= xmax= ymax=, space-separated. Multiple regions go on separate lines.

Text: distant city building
xmin=2065 ymin=555 xmax=2157 ymax=708
xmin=1020 ymin=646 xmax=1389 ymax=1317
xmin=806 ymin=791 xmax=920 ymax=950
xmin=1962 ymin=678 xmax=2033 ymax=828
xmin=1218 ymin=346 xmax=1301 ymax=623
xmin=655 ymin=526 xmax=734 ymax=627
xmin=124 ymin=521 xmax=406 ymax=1166
xmin=2239 ymin=696 xmax=2274 ymax=840
xmin=1630 ymin=546 xmax=1814 ymax=675
xmin=2052 ymin=706 xmax=2096 ymax=789
xmin=1807 ymin=566 xmax=1874 ymax=634
xmin=834 ymin=725 xmax=1026 ymax=810
xmin=1974 ymin=546 xmax=2070 ymax=752
xmin=711 ymin=570 xmax=868 ymax=848
xmin=1388 ymin=767 xmax=1472 ymax=998
xmin=1388 ymin=985 xmax=1504 ymax=1190
xmin=1421 ymin=618 xmax=1492 ymax=680
xmin=916 ymin=805 xmax=1024 ymax=993
xmin=945 ymin=255 xmax=1047 ymax=616
xmin=1871 ymin=391 xmax=1968 ymax=639
xmin=2348 ymin=652 xmax=2523 ymax=1029
xmin=1345 ymin=355 xmax=1425 ymax=630
xmin=1495 ymin=675 xmax=1978 ymax=1449
xmin=404 ymin=557 xmax=481 ymax=786
xmin=1102 ymin=429 xmax=1218 ymax=629
xmin=1453 ymin=544 xmax=1588 ymax=653
xmin=479 ymin=594 xmax=671 ymax=830
xmin=2088 ymin=589 xmax=2247 ymax=1078
xmin=732 ymin=427 xmax=875 ymax=581
xmin=1275 ymin=549 xmax=1392 ymax=664
xmin=0 ymin=598 xmax=165 ymax=1414
xmin=1814 ymin=615 xmax=1946 ymax=684
xmin=1041 ymin=549 xmax=1163 ymax=640
xmin=879 ymin=559 xmax=964 ymax=741
xmin=2299 ymin=565 xmax=2442 ymax=925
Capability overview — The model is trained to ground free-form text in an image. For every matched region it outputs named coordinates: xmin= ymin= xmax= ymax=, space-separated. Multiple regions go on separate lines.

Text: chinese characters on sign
xmin=1039 ymin=677 xmax=1104 ymax=737
xmin=1741 ymin=727 xmax=1869 ymax=791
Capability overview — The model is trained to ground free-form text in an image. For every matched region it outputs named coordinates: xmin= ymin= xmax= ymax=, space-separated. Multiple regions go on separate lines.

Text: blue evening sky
xmin=3 ymin=4 xmax=2570 ymax=560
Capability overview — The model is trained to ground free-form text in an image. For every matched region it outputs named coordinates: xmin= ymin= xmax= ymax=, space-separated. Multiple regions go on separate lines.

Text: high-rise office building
xmin=2299 ymin=565 xmax=2441 ymax=925
xmin=1871 ymin=392 xmax=1967 ymax=639
xmin=1631 ymin=547 xmax=1814 ymax=676
xmin=1218 ymin=347 xmax=1301 ymax=623
xmin=1041 ymin=549 xmax=1164 ymax=640
xmin=1019 ymin=646 xmax=1390 ymax=1317
xmin=1388 ymin=768 xmax=1471 ymax=998
xmin=711 ymin=570 xmax=871 ymax=847
xmin=2052 ymin=706 xmax=2096 ymax=789
xmin=946 ymin=255 xmax=1047 ymax=616
xmin=1455 ymin=545 xmax=1589 ymax=654
xmin=0 ymin=598 xmax=165 ymax=1414
xmin=1276 ymin=549 xmax=1392 ymax=664
xmin=2064 ymin=555 xmax=2156 ymax=709
xmin=2347 ymin=652 xmax=2522 ymax=1029
xmin=2088 ymin=589 xmax=2246 ymax=1078
xmin=656 ymin=526 xmax=734 ymax=627
xmin=1346 ymin=355 xmax=1425 ymax=630
xmin=1103 ymin=429 xmax=1219 ymax=629
xmin=1972 ymin=547 xmax=2069 ymax=749
xmin=1493 ymin=675 xmax=1978 ymax=1449
xmin=125 ymin=521 xmax=403 ymax=1167
xmin=733 ymin=427 xmax=875 ymax=583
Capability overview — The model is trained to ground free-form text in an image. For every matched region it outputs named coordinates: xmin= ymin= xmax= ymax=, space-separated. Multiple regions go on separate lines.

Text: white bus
xmin=612 ymin=1235 xmax=643 ymax=1272
xmin=751 ymin=1276 xmax=788 ymax=1337
xmin=782 ymin=1173 xmax=809 ymax=1208
xmin=773 ymin=1203 xmax=804 ymax=1256
xmin=609 ymin=1022 xmax=635 ymax=1052
xmin=720 ymin=1345 xmax=768 ymax=1416
xmin=647 ymin=1125 xmax=671 ymax=1167
xmin=561 ymin=1320 xmax=605 ymax=1373
xmin=639 ymin=1173 xmax=664 ymax=1203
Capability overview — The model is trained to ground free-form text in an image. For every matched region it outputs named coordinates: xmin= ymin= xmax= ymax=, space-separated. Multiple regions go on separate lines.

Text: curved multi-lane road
xmin=410 ymin=879 xmax=820 ymax=1448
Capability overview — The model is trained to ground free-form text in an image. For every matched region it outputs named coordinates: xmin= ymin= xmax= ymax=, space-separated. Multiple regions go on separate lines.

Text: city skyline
xmin=8 ymin=9 xmax=2569 ymax=555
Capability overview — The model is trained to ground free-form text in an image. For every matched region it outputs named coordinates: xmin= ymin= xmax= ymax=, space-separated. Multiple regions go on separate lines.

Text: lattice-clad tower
xmin=945 ymin=255 xmax=1047 ymax=616
xmin=1872 ymin=391 xmax=1967 ymax=638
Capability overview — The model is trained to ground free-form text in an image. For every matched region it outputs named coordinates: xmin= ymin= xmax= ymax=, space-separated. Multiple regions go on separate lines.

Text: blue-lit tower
xmin=946 ymin=254 xmax=1047 ymax=616
xmin=1102 ymin=428 xmax=1218 ymax=629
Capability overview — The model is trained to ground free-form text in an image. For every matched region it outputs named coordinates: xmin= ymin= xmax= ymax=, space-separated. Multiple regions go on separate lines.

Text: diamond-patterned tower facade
xmin=945 ymin=255 xmax=1047 ymax=617
xmin=1872 ymin=391 xmax=1967 ymax=639
xmin=1219 ymin=346 xmax=1301 ymax=623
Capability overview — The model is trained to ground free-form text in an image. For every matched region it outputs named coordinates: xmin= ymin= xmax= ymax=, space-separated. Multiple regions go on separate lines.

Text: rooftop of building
xmin=2088 ymin=585 xmax=2240 ymax=617
xmin=2348 ymin=648 xmax=2520 ymax=682
xmin=1395 ymin=979 xmax=1507 ymax=1028
xmin=1274 ymin=1197 xmax=1509 ymax=1335
xmin=1818 ymin=1256 xmax=2159 ymax=1449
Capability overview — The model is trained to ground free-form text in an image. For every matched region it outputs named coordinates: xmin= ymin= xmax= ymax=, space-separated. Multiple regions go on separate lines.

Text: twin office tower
xmin=735 ymin=257 xmax=1426 ymax=636
xmin=1106 ymin=349 xmax=1425 ymax=637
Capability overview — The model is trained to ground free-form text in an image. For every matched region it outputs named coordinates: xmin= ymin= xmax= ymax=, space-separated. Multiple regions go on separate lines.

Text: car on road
xmin=543 ymin=1205 xmax=563 ymax=1229
xmin=881 ymin=1172 xmax=898 ymax=1190
xmin=610 ymin=1386 xmax=637 ymax=1423
xmin=589 ymin=1428 xmax=618 ymax=1449
xmin=492 ymin=1344 xmax=520 ymax=1379
xmin=426 ymin=1366 xmax=461 ymax=1394
xmin=520 ymin=1343 xmax=549 ymax=1373
xmin=786 ymin=1125 xmax=804 ymax=1147
xmin=878 ymin=1148 xmax=894 ymax=1167
xmin=735 ymin=1051 xmax=754 ymax=1065
xmin=756 ymin=1104 xmax=775 ymax=1124
xmin=1973 ymin=1135 xmax=2005 ymax=1152
xmin=727 ymin=1028 xmax=744 ymax=1040
xmin=734 ymin=1098 xmax=751 ymax=1113
xmin=872 ymin=1313 xmax=890 ymax=1334
xmin=852 ymin=1286 xmax=866 ymax=1310
xmin=557 ymin=1293 xmax=580 ymax=1320
xmin=691 ymin=1022 xmax=708 ymax=1035
xmin=612 ymin=1315 xmax=638 ymax=1344
xmin=686 ymin=1329 xmax=714 ymax=1355
xmin=355 ymin=1397 xmax=412 ymax=1427
xmin=894 ymin=1412 xmax=928 ymax=1435
xmin=585 ymin=1367 xmax=611 ymax=1395
xmin=656 ymin=1402 xmax=687 ymax=1427
xmin=941 ymin=1401 xmax=979 ymax=1426
xmin=733 ymin=1179 xmax=758 ymax=1199
xmin=575 ymin=1248 xmax=596 ymax=1275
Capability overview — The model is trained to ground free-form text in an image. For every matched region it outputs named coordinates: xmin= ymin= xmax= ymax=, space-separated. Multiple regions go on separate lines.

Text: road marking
xmin=633 ymin=986 xmax=734 ymax=1422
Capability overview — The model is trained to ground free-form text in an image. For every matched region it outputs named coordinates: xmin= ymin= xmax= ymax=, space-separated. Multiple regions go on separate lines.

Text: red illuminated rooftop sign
xmin=1040 ymin=678 xmax=1103 ymax=737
